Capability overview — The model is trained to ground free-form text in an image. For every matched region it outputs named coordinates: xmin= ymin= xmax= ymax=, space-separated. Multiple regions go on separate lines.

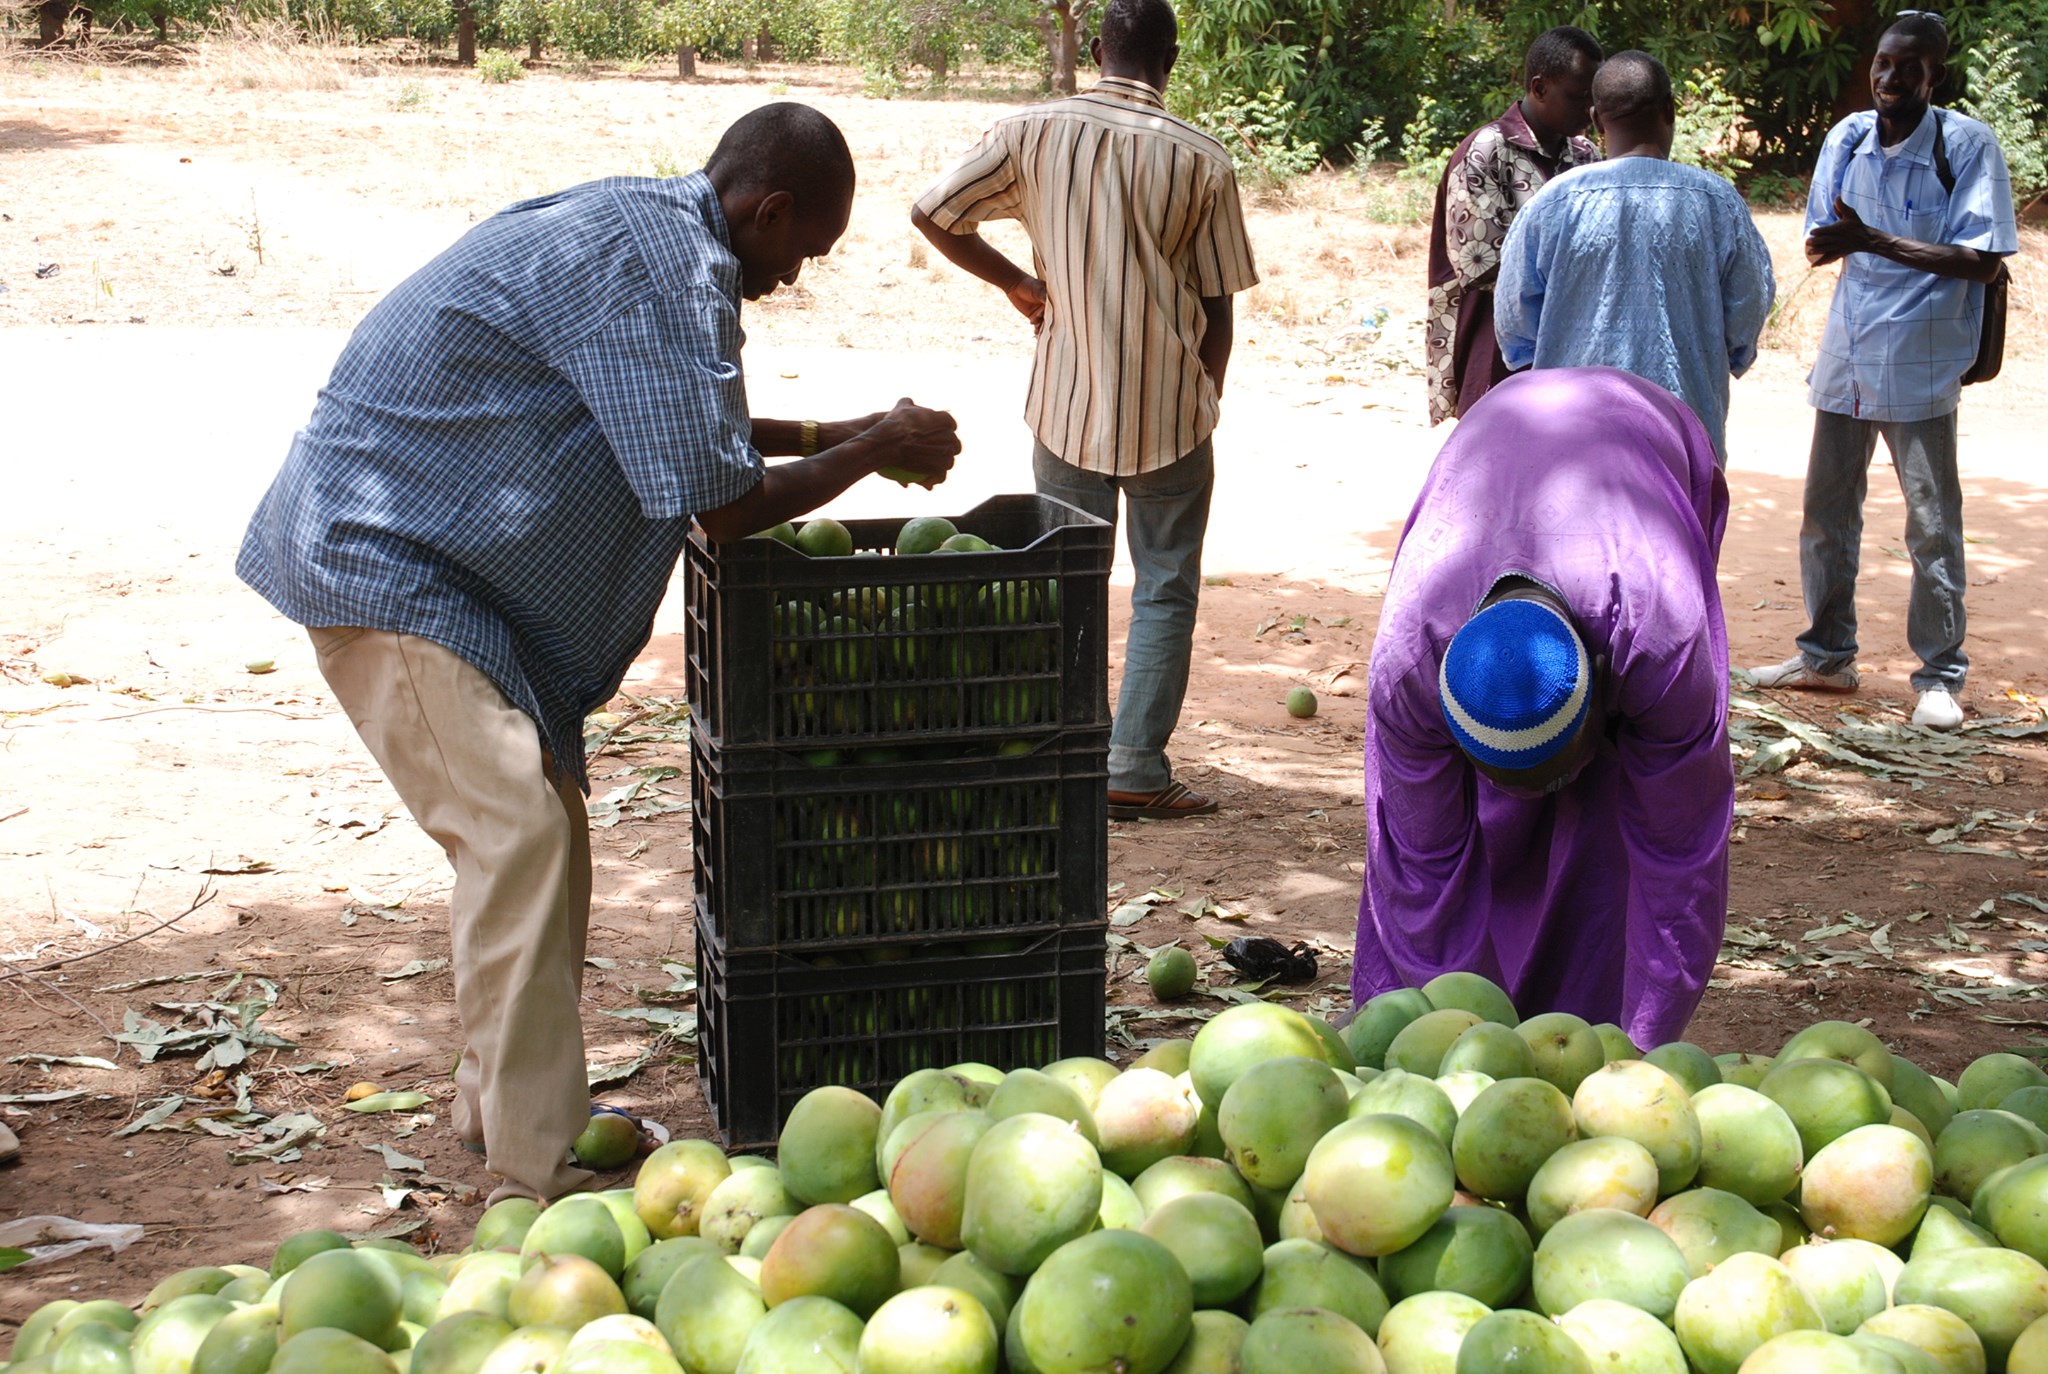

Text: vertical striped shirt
xmin=915 ymin=76 xmax=1259 ymax=476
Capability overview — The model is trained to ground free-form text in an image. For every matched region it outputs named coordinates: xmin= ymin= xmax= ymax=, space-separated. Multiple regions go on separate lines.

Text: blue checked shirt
xmin=1806 ymin=107 xmax=2018 ymax=422
xmin=238 ymin=171 xmax=762 ymax=786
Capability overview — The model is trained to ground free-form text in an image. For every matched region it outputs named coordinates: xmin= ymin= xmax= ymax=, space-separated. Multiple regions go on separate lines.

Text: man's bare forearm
xmin=912 ymin=207 xmax=1029 ymax=293
xmin=1865 ymin=235 xmax=2005 ymax=283
xmin=701 ymin=402 xmax=960 ymax=542
xmin=751 ymin=416 xmax=880 ymax=458
xmin=696 ymin=440 xmax=888 ymax=543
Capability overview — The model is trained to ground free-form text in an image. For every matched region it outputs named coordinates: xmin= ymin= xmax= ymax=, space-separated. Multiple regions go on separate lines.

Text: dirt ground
xmin=3 ymin=43 xmax=2048 ymax=1321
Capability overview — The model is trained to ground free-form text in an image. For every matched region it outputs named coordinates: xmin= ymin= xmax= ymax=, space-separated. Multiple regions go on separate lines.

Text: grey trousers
xmin=1795 ymin=408 xmax=1967 ymax=691
xmin=1031 ymin=438 xmax=1214 ymax=794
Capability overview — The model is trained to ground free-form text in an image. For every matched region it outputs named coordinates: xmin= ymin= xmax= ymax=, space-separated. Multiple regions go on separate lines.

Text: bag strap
xmin=1932 ymin=110 xmax=1956 ymax=197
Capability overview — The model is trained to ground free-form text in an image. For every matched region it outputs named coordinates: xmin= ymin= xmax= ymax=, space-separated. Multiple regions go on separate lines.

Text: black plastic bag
xmin=1222 ymin=937 xmax=1318 ymax=985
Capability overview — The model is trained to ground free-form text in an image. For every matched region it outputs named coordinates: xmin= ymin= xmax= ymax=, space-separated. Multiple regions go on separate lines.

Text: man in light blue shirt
xmin=1494 ymin=51 xmax=1775 ymax=464
xmin=1751 ymin=12 xmax=2017 ymax=730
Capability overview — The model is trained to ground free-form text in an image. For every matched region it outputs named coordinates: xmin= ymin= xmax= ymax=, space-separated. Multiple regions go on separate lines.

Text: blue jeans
xmin=1796 ymin=408 xmax=1967 ymax=691
xmin=1032 ymin=438 xmax=1214 ymax=793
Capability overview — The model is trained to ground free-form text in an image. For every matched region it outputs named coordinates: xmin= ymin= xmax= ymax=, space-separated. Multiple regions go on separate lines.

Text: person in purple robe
xmin=1354 ymin=366 xmax=1732 ymax=1048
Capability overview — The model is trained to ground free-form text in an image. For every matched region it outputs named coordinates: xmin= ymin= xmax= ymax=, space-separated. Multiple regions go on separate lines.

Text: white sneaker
xmin=1749 ymin=656 xmax=1859 ymax=692
xmin=1912 ymin=687 xmax=1964 ymax=731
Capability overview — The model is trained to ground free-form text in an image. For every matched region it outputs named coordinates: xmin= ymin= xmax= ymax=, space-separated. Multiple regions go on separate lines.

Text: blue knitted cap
xmin=1438 ymin=598 xmax=1591 ymax=771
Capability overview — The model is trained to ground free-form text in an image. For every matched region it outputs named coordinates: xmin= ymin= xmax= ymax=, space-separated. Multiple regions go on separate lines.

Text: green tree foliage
xmin=90 ymin=0 xmax=222 ymax=43
xmin=1170 ymin=0 xmax=2048 ymax=183
xmin=1957 ymin=28 xmax=2048 ymax=200
xmin=1672 ymin=67 xmax=1752 ymax=183
xmin=813 ymin=0 xmax=1036 ymax=90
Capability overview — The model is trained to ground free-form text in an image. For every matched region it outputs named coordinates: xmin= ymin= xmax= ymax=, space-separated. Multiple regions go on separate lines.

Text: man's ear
xmin=749 ymin=188 xmax=795 ymax=234
xmin=1527 ymin=72 xmax=1548 ymax=102
xmin=1089 ymin=34 xmax=1103 ymax=68
xmin=1928 ymin=58 xmax=1948 ymax=92
xmin=1163 ymin=43 xmax=1178 ymax=77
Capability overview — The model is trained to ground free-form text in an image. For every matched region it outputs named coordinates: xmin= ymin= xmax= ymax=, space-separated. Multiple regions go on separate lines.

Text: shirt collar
xmin=680 ymin=169 xmax=731 ymax=248
xmin=1495 ymin=100 xmax=1595 ymax=167
xmin=1858 ymin=106 xmax=1938 ymax=165
xmin=1090 ymin=75 xmax=1167 ymax=110
xmin=1497 ymin=101 xmax=1546 ymax=154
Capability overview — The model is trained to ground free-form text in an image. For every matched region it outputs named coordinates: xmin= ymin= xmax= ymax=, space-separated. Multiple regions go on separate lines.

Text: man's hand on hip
xmin=1007 ymin=277 xmax=1048 ymax=331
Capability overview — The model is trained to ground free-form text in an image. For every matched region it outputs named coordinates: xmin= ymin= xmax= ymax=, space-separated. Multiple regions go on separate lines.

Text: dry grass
xmin=184 ymin=16 xmax=391 ymax=91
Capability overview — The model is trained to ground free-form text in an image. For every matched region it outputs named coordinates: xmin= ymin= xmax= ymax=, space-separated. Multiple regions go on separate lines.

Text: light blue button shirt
xmin=1806 ymin=107 xmax=2018 ymax=423
xmin=1494 ymin=157 xmax=1775 ymax=463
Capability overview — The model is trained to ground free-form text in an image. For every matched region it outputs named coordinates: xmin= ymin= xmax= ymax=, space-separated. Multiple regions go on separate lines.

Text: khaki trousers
xmin=310 ymin=627 xmax=595 ymax=1203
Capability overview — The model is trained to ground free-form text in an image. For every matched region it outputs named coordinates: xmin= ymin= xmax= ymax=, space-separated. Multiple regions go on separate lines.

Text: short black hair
xmin=1525 ymin=25 xmax=1603 ymax=85
xmin=1592 ymin=50 xmax=1673 ymax=123
xmin=1099 ymin=0 xmax=1177 ymax=67
xmin=1885 ymin=11 xmax=1951 ymax=61
xmin=704 ymin=103 xmax=854 ymax=218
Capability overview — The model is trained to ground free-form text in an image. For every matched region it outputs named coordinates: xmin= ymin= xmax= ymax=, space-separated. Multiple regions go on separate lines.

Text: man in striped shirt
xmin=913 ymin=0 xmax=1259 ymax=821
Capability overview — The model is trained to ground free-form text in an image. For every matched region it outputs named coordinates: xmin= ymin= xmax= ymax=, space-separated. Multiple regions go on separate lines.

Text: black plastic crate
xmin=691 ymin=730 xmax=1107 ymax=953
xmin=695 ymin=908 xmax=1108 ymax=1149
xmin=683 ymin=494 xmax=1112 ymax=752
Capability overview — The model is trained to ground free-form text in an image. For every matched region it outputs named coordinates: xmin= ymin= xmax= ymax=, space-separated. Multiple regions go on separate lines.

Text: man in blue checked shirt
xmin=238 ymin=103 xmax=958 ymax=1204
xmin=1751 ymin=13 xmax=2017 ymax=731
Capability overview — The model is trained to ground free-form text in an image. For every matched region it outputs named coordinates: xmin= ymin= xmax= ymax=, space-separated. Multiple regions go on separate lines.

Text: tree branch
xmin=0 ymin=881 xmax=217 ymax=980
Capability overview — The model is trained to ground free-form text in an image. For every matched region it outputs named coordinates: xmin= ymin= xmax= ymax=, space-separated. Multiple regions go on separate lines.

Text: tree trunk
xmin=37 ymin=0 xmax=66 ymax=45
xmin=152 ymin=5 xmax=167 ymax=41
xmin=527 ymin=30 xmax=541 ymax=59
xmin=77 ymin=4 xmax=91 ymax=42
xmin=755 ymin=22 xmax=775 ymax=62
xmin=1048 ymin=2 xmax=1078 ymax=95
xmin=455 ymin=0 xmax=475 ymax=65
xmin=678 ymin=45 xmax=696 ymax=77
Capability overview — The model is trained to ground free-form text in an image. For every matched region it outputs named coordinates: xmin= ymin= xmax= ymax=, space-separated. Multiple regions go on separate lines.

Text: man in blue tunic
xmin=1751 ymin=13 xmax=2017 ymax=730
xmin=238 ymin=104 xmax=959 ymax=1202
xmin=1495 ymin=50 xmax=1775 ymax=464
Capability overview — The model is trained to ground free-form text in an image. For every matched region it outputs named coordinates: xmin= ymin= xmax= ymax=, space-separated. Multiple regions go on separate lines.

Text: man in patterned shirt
xmin=1750 ymin=13 xmax=2017 ymax=731
xmin=1425 ymin=26 xmax=1603 ymax=426
xmin=239 ymin=104 xmax=959 ymax=1202
xmin=911 ymin=0 xmax=1259 ymax=821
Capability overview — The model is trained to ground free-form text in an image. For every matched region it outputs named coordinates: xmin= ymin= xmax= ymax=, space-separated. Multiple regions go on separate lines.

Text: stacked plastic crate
xmin=683 ymin=495 xmax=1113 ymax=1147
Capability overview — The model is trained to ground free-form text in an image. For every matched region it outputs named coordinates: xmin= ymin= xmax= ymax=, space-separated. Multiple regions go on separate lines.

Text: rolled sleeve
xmin=557 ymin=290 xmax=763 ymax=521
xmin=915 ymin=128 xmax=1023 ymax=232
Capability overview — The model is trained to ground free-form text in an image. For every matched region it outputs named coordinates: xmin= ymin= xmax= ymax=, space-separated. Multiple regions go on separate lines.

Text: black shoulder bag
xmin=1929 ymin=113 xmax=2011 ymax=385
